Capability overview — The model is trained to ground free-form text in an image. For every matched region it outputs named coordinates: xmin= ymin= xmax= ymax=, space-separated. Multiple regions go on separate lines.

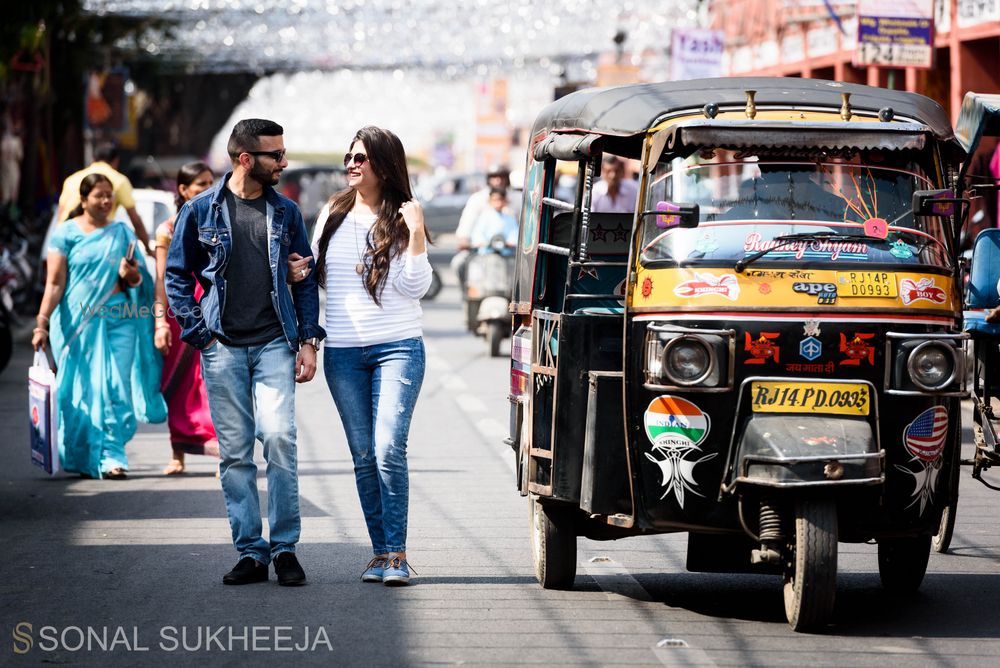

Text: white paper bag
xmin=28 ymin=350 xmax=59 ymax=475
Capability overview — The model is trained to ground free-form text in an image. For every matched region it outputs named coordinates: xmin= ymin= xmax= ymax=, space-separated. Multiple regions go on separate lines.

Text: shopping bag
xmin=28 ymin=350 xmax=59 ymax=475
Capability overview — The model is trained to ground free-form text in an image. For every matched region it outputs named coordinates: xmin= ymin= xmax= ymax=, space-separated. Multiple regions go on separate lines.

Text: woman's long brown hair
xmin=316 ymin=126 xmax=431 ymax=305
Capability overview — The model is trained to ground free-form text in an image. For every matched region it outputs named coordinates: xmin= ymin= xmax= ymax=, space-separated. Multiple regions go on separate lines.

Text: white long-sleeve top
xmin=314 ymin=208 xmax=433 ymax=348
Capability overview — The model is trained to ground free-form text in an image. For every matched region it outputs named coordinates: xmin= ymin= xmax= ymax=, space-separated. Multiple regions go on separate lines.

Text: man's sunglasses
xmin=343 ymin=152 xmax=368 ymax=167
xmin=246 ymin=149 xmax=286 ymax=161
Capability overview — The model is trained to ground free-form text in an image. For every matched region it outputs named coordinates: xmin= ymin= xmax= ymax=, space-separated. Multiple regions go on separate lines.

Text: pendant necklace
xmin=353 ymin=212 xmax=366 ymax=275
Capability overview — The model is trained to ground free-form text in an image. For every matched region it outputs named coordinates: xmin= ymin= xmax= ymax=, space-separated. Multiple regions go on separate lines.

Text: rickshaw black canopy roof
xmin=531 ymin=77 xmax=956 ymax=149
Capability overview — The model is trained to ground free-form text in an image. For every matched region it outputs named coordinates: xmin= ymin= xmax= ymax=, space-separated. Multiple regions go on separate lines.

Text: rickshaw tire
xmin=488 ymin=322 xmax=504 ymax=357
xmin=933 ymin=426 xmax=963 ymax=554
xmin=423 ymin=267 xmax=442 ymax=300
xmin=782 ymin=499 xmax=838 ymax=632
xmin=932 ymin=505 xmax=956 ymax=554
xmin=529 ymin=495 xmax=577 ymax=590
xmin=878 ymin=535 xmax=931 ymax=594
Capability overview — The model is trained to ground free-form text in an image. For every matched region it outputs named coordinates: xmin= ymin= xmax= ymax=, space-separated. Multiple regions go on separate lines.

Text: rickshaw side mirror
xmin=643 ymin=202 xmax=700 ymax=229
xmin=911 ymin=189 xmax=957 ymax=217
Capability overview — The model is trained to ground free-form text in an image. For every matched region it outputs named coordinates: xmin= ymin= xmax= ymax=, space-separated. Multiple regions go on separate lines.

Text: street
xmin=2 ymin=254 xmax=1000 ymax=667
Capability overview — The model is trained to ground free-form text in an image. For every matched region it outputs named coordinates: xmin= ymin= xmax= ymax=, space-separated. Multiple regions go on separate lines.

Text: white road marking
xmin=455 ymin=394 xmax=487 ymax=413
xmin=581 ymin=555 xmax=652 ymax=602
xmin=582 ymin=555 xmax=717 ymax=668
xmin=441 ymin=373 xmax=468 ymax=390
xmin=652 ymin=638 xmax=718 ymax=667
xmin=475 ymin=417 xmax=507 ymax=440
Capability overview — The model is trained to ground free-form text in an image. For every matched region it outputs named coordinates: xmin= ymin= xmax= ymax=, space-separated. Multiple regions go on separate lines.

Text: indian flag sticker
xmin=644 ymin=396 xmax=710 ymax=449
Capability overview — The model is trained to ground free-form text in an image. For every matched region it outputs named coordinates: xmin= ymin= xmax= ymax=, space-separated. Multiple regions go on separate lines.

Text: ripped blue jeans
xmin=323 ymin=338 xmax=425 ymax=554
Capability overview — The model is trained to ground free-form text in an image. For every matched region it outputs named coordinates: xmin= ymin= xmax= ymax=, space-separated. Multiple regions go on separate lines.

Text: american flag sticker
xmin=903 ymin=406 xmax=948 ymax=462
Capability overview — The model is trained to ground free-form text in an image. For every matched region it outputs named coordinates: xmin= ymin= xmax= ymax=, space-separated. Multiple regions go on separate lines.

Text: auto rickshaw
xmin=507 ymin=78 xmax=1000 ymax=631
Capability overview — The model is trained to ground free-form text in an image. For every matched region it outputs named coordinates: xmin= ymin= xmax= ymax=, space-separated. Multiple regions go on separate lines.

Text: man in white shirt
xmin=470 ymin=188 xmax=518 ymax=250
xmin=452 ymin=165 xmax=517 ymax=289
xmin=592 ymin=155 xmax=638 ymax=213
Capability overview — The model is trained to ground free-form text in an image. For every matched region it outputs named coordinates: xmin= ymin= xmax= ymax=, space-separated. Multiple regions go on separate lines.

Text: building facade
xmin=710 ymin=0 xmax=1000 ymax=123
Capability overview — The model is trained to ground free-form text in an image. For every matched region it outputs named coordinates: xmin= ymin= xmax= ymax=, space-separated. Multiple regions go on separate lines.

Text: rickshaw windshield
xmin=641 ymin=150 xmax=951 ymax=269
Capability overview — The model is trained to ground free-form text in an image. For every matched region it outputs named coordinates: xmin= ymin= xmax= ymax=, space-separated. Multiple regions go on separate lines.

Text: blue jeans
xmin=200 ymin=336 xmax=300 ymax=564
xmin=324 ymin=338 xmax=425 ymax=554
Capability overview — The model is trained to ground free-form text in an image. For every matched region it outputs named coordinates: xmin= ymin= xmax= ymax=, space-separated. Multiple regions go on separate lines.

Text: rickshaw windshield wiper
xmin=734 ymin=232 xmax=892 ymax=273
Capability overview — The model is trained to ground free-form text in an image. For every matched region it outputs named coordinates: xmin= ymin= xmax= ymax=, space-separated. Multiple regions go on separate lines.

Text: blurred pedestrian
xmin=470 ymin=187 xmax=518 ymax=250
xmin=55 ymin=142 xmax=153 ymax=253
xmin=153 ymin=162 xmax=220 ymax=475
xmin=1 ymin=118 xmax=23 ymax=209
xmin=314 ymin=126 xmax=433 ymax=586
xmin=452 ymin=164 xmax=514 ymax=289
xmin=592 ymin=155 xmax=638 ymax=213
xmin=32 ymin=173 xmax=166 ymax=479
xmin=165 ymin=119 xmax=324 ymax=587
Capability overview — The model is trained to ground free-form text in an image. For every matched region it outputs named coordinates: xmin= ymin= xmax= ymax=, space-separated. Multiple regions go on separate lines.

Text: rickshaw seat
xmin=966 ymin=228 xmax=1000 ymax=309
xmin=574 ymin=306 xmax=625 ymax=315
xmin=546 ymin=211 xmax=631 ymax=313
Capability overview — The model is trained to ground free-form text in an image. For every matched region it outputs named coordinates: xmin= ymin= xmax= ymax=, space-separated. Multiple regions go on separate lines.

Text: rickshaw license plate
xmin=836 ymin=271 xmax=897 ymax=298
xmin=751 ymin=382 xmax=870 ymax=416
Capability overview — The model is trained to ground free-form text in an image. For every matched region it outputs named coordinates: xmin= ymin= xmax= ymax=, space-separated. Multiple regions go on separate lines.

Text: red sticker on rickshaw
xmin=839 ymin=332 xmax=875 ymax=365
xmin=744 ymin=332 xmax=781 ymax=364
xmin=863 ymin=217 xmax=888 ymax=239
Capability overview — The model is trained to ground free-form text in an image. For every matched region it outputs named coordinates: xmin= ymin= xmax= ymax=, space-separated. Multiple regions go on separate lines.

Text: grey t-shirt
xmin=220 ymin=188 xmax=284 ymax=346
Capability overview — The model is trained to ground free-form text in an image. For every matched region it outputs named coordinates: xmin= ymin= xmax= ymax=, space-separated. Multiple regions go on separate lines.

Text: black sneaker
xmin=273 ymin=552 xmax=306 ymax=586
xmin=222 ymin=557 xmax=268 ymax=585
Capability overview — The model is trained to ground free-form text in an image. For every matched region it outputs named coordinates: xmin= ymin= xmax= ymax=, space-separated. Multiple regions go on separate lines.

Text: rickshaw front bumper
xmin=729 ymin=415 xmax=884 ymax=489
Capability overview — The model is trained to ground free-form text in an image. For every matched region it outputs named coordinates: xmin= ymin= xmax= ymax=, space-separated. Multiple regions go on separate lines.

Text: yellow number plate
xmin=837 ymin=271 xmax=897 ymax=298
xmin=751 ymin=382 xmax=870 ymax=416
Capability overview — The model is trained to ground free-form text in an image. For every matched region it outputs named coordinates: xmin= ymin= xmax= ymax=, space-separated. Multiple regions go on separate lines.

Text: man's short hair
xmin=93 ymin=142 xmax=119 ymax=164
xmin=602 ymin=155 xmax=624 ymax=168
xmin=489 ymin=187 xmax=507 ymax=199
xmin=227 ymin=118 xmax=284 ymax=159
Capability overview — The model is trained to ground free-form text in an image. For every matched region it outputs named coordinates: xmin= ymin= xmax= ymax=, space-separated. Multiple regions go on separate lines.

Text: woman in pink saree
xmin=154 ymin=162 xmax=219 ymax=474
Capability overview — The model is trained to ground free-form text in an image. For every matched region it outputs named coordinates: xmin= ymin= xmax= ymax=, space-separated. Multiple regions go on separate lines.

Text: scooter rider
xmin=470 ymin=188 xmax=518 ymax=252
xmin=451 ymin=165 xmax=515 ymax=290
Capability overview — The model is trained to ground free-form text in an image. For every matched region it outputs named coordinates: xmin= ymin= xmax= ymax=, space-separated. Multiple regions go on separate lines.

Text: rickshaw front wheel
xmin=932 ymin=505 xmax=957 ymax=553
xmin=529 ymin=495 xmax=577 ymax=590
xmin=877 ymin=535 xmax=931 ymax=593
xmin=782 ymin=498 xmax=838 ymax=632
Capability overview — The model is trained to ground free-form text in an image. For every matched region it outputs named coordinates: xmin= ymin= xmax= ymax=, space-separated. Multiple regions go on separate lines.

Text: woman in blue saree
xmin=33 ymin=173 xmax=166 ymax=479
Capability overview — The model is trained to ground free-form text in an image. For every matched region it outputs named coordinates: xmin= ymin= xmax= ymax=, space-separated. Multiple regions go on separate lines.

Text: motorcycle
xmin=0 ymin=250 xmax=18 ymax=374
xmin=464 ymin=235 xmax=514 ymax=356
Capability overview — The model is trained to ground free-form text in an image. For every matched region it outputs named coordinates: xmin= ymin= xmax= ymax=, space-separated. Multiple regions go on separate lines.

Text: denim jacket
xmin=165 ymin=172 xmax=325 ymax=350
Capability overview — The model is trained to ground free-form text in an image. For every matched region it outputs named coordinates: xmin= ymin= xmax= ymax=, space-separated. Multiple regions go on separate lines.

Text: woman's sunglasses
xmin=343 ymin=152 xmax=368 ymax=167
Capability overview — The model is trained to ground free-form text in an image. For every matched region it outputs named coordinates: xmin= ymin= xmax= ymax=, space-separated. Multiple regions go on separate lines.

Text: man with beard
xmin=165 ymin=118 xmax=325 ymax=586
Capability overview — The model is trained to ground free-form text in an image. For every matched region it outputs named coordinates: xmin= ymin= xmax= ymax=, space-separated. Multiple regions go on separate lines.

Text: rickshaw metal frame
xmin=881 ymin=331 xmax=969 ymax=397
xmin=641 ymin=323 xmax=737 ymax=393
xmin=730 ymin=452 xmax=886 ymax=489
xmin=719 ymin=377 xmax=884 ymax=497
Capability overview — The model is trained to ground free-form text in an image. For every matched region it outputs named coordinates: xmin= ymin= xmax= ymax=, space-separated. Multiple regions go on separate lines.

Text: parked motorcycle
xmin=0 ymin=252 xmax=17 ymax=374
xmin=464 ymin=235 xmax=514 ymax=356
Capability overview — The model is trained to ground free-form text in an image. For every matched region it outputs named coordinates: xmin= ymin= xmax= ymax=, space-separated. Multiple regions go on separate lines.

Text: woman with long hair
xmin=314 ymin=126 xmax=432 ymax=585
xmin=154 ymin=161 xmax=220 ymax=475
xmin=33 ymin=173 xmax=166 ymax=479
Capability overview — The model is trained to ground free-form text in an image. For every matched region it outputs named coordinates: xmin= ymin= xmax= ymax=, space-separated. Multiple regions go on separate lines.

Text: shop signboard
xmin=854 ymin=0 xmax=935 ymax=69
xmin=957 ymin=0 xmax=1000 ymax=28
xmin=670 ymin=29 xmax=725 ymax=80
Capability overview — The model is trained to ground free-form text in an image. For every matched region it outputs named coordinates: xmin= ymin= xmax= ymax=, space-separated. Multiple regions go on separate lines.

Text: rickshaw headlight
xmin=662 ymin=336 xmax=713 ymax=386
xmin=907 ymin=342 xmax=957 ymax=391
